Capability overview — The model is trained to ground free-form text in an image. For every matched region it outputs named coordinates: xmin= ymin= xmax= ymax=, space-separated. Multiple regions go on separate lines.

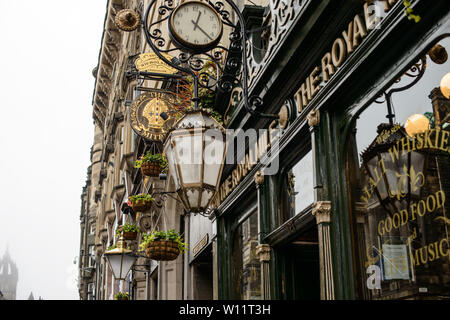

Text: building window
xmin=281 ymin=149 xmax=314 ymax=223
xmin=346 ymin=38 xmax=450 ymax=299
xmin=231 ymin=210 xmax=261 ymax=300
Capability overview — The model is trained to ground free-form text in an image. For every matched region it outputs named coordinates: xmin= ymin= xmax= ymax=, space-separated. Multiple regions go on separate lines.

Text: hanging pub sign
xmin=129 ymin=90 xmax=178 ymax=141
xmin=135 ymin=52 xmax=178 ymax=74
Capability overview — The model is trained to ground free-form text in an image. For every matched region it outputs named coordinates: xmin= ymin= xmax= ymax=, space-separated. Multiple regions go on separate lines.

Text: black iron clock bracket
xmin=135 ymin=0 xmax=279 ymax=120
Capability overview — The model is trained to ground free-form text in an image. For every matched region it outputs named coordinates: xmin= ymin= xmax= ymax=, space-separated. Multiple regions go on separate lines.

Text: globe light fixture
xmin=104 ymin=237 xmax=136 ymax=280
xmin=405 ymin=113 xmax=430 ymax=137
xmin=163 ymin=109 xmax=227 ymax=214
xmin=440 ymin=72 xmax=450 ymax=99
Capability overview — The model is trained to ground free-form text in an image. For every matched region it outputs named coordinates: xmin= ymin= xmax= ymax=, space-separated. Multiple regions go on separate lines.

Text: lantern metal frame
xmin=163 ymin=108 xmax=227 ymax=214
xmin=103 ymin=236 xmax=137 ymax=281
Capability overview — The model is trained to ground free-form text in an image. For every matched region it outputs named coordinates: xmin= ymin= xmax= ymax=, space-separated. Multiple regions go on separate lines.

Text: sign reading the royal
xmin=135 ymin=52 xmax=177 ymax=74
xmin=129 ymin=91 xmax=177 ymax=142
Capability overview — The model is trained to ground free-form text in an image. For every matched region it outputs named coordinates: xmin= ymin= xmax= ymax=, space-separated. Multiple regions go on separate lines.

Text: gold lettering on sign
xmin=135 ymin=53 xmax=177 ymax=74
xmin=193 ymin=234 xmax=209 ymax=257
xmin=411 ymin=238 xmax=449 ymax=267
xmin=377 ymin=190 xmax=446 ymax=236
xmin=294 ymin=1 xmax=400 ymax=110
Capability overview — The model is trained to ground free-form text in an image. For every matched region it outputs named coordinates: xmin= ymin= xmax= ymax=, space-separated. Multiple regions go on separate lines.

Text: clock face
xmin=169 ymin=1 xmax=223 ymax=51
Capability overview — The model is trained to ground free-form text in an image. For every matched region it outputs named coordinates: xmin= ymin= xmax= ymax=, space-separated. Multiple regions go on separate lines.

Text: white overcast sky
xmin=0 ymin=1 xmax=107 ymax=300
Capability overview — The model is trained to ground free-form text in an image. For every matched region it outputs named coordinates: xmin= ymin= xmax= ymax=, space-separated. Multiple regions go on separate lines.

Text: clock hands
xmin=192 ymin=11 xmax=202 ymax=30
xmin=191 ymin=11 xmax=213 ymax=41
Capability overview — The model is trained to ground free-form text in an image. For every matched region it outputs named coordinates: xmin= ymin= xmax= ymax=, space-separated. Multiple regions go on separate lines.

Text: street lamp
xmin=104 ymin=236 xmax=136 ymax=280
xmin=163 ymin=109 xmax=226 ymax=214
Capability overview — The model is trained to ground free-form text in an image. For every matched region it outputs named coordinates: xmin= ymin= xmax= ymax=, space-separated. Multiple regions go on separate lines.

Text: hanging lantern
xmin=360 ymin=123 xmax=426 ymax=210
xmin=163 ymin=109 xmax=226 ymax=214
xmin=104 ymin=237 xmax=136 ymax=280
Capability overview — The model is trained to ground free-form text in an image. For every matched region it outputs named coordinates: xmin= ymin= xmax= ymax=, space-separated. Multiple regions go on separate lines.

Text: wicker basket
xmin=131 ymin=199 xmax=152 ymax=212
xmin=141 ymin=162 xmax=162 ymax=177
xmin=122 ymin=231 xmax=137 ymax=241
xmin=145 ymin=240 xmax=180 ymax=261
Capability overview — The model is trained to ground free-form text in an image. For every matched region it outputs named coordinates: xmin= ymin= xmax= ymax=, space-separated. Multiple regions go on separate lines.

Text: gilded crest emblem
xmin=130 ymin=91 xmax=177 ymax=141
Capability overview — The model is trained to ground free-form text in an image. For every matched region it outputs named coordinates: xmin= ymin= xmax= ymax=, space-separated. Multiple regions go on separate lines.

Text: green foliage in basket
xmin=138 ymin=229 xmax=187 ymax=254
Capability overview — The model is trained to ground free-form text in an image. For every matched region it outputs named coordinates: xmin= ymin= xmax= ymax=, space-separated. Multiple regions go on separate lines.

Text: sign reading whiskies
xmin=129 ymin=90 xmax=178 ymax=141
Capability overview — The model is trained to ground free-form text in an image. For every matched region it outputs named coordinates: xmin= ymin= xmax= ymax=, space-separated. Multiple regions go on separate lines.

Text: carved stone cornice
xmin=312 ymin=201 xmax=331 ymax=224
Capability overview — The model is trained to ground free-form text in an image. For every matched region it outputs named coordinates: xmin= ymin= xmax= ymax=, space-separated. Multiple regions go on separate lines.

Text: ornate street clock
xmin=168 ymin=1 xmax=223 ymax=52
xmin=130 ymin=91 xmax=176 ymax=142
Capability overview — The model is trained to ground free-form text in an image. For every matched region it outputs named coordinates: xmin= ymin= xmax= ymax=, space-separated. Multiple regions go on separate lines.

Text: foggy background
xmin=0 ymin=1 xmax=107 ymax=300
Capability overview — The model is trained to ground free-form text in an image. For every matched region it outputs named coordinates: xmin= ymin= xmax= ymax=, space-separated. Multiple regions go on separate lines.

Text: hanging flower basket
xmin=115 ymin=223 xmax=139 ymax=240
xmin=134 ymin=152 xmax=168 ymax=177
xmin=139 ymin=230 xmax=187 ymax=261
xmin=122 ymin=231 xmax=138 ymax=240
xmin=141 ymin=161 xmax=162 ymax=177
xmin=145 ymin=240 xmax=180 ymax=261
xmin=114 ymin=292 xmax=130 ymax=300
xmin=128 ymin=194 xmax=154 ymax=212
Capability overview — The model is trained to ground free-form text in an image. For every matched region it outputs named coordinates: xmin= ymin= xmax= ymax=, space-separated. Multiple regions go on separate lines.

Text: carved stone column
xmin=256 ymin=244 xmax=271 ymax=300
xmin=312 ymin=201 xmax=335 ymax=300
xmin=254 ymin=171 xmax=271 ymax=299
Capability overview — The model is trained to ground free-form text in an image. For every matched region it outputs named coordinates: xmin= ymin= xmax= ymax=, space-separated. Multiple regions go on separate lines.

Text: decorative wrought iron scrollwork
xmin=374 ymin=56 xmax=427 ymax=124
xmin=139 ymin=0 xmax=279 ymax=120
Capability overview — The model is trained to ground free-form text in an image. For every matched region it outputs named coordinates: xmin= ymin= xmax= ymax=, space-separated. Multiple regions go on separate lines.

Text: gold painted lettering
xmin=436 ymin=190 xmax=445 ymax=209
xmin=332 ymin=37 xmax=347 ymax=68
xmin=424 ymin=129 xmax=434 ymax=149
xmin=321 ymin=52 xmax=335 ymax=82
xmin=428 ymin=242 xmax=436 ymax=262
xmin=378 ymin=220 xmax=385 ymax=236
xmin=342 ymin=21 xmax=354 ymax=54
xmin=400 ymin=137 xmax=411 ymax=155
xmin=309 ymin=66 xmax=322 ymax=98
xmin=417 ymin=199 xmax=426 ymax=217
xmin=352 ymin=14 xmax=368 ymax=47
xmin=388 ymin=142 xmax=400 ymax=162
xmin=410 ymin=203 xmax=417 ymax=221
xmin=364 ymin=1 xmax=380 ymax=30
xmin=439 ymin=238 xmax=449 ymax=258
xmin=440 ymin=129 xmax=449 ymax=152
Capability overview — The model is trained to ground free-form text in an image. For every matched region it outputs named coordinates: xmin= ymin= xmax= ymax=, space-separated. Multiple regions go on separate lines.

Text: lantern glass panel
xmin=174 ymin=133 xmax=202 ymax=185
xmin=165 ymin=142 xmax=180 ymax=190
xmin=106 ymin=253 xmax=135 ymax=280
xmin=203 ymin=131 xmax=225 ymax=187
xmin=187 ymin=189 xmax=200 ymax=208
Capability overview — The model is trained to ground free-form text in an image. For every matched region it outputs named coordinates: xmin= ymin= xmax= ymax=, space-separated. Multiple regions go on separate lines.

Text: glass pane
xmin=284 ymin=150 xmax=314 ymax=221
xmin=203 ymin=131 xmax=225 ymax=187
xmin=347 ymin=38 xmax=450 ymax=300
xmin=174 ymin=134 xmax=202 ymax=184
xmin=231 ymin=211 xmax=261 ymax=300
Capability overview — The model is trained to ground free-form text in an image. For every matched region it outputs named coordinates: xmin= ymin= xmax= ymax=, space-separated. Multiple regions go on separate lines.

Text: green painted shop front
xmin=214 ymin=0 xmax=450 ymax=300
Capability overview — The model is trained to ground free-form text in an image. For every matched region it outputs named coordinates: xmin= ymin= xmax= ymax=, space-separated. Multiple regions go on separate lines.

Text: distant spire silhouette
xmin=28 ymin=292 xmax=34 ymax=300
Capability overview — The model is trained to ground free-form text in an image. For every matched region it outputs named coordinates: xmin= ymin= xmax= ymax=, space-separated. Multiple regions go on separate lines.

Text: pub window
xmin=346 ymin=37 xmax=450 ymax=300
xmin=281 ymin=148 xmax=314 ymax=223
xmin=231 ymin=209 xmax=261 ymax=300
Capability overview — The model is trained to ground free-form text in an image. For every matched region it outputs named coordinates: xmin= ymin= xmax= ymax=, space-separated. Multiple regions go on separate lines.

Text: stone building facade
xmin=79 ymin=0 xmax=450 ymax=301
